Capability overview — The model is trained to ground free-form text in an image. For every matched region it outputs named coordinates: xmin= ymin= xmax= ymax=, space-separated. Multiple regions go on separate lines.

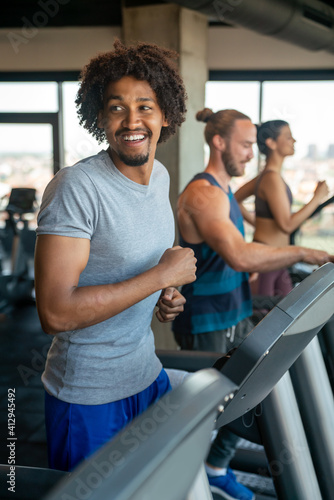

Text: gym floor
xmin=0 ymin=302 xmax=51 ymax=469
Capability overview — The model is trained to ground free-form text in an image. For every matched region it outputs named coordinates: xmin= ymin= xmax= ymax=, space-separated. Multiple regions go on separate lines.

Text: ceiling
xmin=2 ymin=0 xmax=334 ymax=28
xmin=2 ymin=0 xmax=334 ymax=54
xmin=2 ymin=1 xmax=163 ymax=28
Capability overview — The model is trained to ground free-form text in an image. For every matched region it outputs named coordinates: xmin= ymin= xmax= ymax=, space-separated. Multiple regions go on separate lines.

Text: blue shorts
xmin=45 ymin=368 xmax=171 ymax=471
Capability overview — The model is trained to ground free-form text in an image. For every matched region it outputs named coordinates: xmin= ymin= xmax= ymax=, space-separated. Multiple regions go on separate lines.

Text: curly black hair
xmin=75 ymin=39 xmax=187 ymax=144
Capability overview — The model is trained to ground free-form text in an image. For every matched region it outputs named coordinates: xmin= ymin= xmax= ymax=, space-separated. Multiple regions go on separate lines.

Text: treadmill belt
xmin=234 ymin=470 xmax=277 ymax=498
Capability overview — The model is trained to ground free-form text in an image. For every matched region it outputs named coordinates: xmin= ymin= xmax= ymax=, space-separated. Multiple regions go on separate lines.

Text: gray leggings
xmin=174 ymin=317 xmax=254 ymax=354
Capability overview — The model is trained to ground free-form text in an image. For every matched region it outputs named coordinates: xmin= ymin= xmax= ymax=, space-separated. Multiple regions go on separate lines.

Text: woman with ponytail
xmin=235 ymin=120 xmax=329 ymax=297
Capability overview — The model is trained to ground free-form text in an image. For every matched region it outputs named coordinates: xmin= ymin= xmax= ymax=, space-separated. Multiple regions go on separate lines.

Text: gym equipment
xmin=43 ymin=369 xmax=237 ymax=500
xmin=0 ymin=187 xmax=37 ymax=312
xmin=0 ymin=465 xmax=65 ymax=500
xmin=1 ymin=263 xmax=333 ymax=500
xmin=158 ymin=262 xmax=334 ymax=500
xmin=290 ymin=194 xmax=334 ymax=246
xmin=289 ymin=337 xmax=334 ymax=500
xmin=318 ymin=313 xmax=334 ymax=390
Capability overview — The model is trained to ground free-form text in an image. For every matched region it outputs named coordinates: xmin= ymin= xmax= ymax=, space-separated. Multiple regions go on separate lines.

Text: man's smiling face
xmin=98 ymin=76 xmax=168 ymax=169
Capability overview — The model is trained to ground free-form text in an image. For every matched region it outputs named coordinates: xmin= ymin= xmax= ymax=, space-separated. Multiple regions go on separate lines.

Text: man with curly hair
xmin=34 ymin=39 xmax=196 ymax=472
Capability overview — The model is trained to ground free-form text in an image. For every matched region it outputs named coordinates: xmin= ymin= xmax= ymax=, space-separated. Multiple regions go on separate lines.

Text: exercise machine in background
xmin=0 ymin=188 xmax=37 ymax=314
xmin=158 ymin=263 xmax=334 ymax=500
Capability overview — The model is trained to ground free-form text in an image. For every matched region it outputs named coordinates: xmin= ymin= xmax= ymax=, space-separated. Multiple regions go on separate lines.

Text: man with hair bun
xmin=34 ymin=39 xmax=197 ymax=472
xmin=173 ymin=107 xmax=333 ymax=500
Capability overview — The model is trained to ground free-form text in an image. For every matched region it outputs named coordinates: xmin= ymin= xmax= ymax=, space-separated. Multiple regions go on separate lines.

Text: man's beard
xmin=221 ymin=148 xmax=241 ymax=177
xmin=118 ymin=151 xmax=149 ymax=167
xmin=115 ymin=128 xmax=151 ymax=167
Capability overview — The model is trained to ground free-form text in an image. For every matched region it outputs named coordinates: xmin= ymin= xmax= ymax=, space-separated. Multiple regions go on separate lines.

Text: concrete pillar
xmin=122 ymin=4 xmax=208 ymax=349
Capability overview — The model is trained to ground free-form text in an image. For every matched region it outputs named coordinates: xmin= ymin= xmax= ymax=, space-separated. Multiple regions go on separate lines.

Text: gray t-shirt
xmin=37 ymin=150 xmax=175 ymax=405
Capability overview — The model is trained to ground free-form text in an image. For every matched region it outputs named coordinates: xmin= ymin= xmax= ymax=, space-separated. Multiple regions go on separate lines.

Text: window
xmin=0 ymin=123 xmax=53 ymax=203
xmin=0 ymin=82 xmax=58 ymax=112
xmin=0 ymin=76 xmax=101 ymax=228
xmin=205 ymin=75 xmax=334 ymax=251
xmin=205 ymin=81 xmax=260 ymax=190
xmin=0 ymin=81 xmax=59 ymax=227
xmin=62 ymin=82 xmax=100 ymax=166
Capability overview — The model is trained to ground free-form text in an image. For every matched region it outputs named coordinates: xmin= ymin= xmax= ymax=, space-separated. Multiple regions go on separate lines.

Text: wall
xmin=208 ymin=25 xmax=334 ymax=70
xmin=0 ymin=27 xmax=121 ymax=71
xmin=1 ymin=24 xmax=334 ymax=72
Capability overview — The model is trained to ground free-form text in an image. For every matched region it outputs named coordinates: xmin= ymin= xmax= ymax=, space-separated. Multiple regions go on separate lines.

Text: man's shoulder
xmin=153 ymin=157 xmax=168 ymax=172
xmin=72 ymin=150 xmax=107 ymax=171
xmin=61 ymin=150 xmax=110 ymax=180
xmin=179 ymin=176 xmax=230 ymax=217
xmin=152 ymin=158 xmax=170 ymax=183
xmin=47 ymin=151 xmax=108 ymax=198
xmin=183 ymin=174 xmax=228 ymax=197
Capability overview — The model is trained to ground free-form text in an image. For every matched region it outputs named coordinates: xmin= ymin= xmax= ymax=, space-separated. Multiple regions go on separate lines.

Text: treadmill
xmin=35 ymin=262 xmax=334 ymax=500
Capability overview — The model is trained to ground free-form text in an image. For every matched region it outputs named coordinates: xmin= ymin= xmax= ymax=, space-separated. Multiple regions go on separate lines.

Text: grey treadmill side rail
xmin=0 ymin=465 xmax=67 ymax=500
xmin=259 ymin=372 xmax=323 ymax=500
xmin=43 ymin=369 xmax=237 ymax=500
xmin=290 ymin=337 xmax=334 ymax=500
xmin=216 ymin=262 xmax=334 ymax=427
xmin=156 ymin=349 xmax=222 ymax=372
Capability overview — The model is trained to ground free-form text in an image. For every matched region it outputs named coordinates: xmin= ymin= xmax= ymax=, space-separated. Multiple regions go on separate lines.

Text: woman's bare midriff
xmin=253 ymin=217 xmax=290 ymax=247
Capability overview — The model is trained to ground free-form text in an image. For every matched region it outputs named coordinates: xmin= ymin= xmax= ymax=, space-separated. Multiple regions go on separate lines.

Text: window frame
xmin=209 ymin=69 xmax=334 ymax=155
xmin=0 ymin=71 xmax=80 ymax=175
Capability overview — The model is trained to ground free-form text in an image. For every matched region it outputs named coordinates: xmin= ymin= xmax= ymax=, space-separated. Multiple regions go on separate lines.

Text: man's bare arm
xmin=34 ymin=235 xmax=196 ymax=335
xmin=181 ymin=183 xmax=331 ymax=274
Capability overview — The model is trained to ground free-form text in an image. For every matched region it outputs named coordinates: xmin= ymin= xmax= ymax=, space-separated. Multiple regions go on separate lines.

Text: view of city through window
xmin=205 ymin=80 xmax=334 ymax=253
xmin=62 ymin=82 xmax=101 ymax=167
xmin=0 ymin=82 xmax=100 ymax=228
xmin=0 ymin=82 xmax=59 ymax=224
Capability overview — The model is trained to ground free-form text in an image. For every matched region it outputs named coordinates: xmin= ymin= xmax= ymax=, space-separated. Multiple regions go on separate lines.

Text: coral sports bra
xmin=255 ymin=171 xmax=293 ymax=219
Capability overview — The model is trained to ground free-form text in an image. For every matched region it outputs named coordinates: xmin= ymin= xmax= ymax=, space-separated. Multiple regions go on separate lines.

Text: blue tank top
xmin=172 ymin=173 xmax=252 ymax=335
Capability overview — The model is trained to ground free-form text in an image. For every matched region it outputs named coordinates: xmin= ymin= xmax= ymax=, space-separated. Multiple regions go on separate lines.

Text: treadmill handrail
xmin=43 ymin=369 xmax=237 ymax=500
